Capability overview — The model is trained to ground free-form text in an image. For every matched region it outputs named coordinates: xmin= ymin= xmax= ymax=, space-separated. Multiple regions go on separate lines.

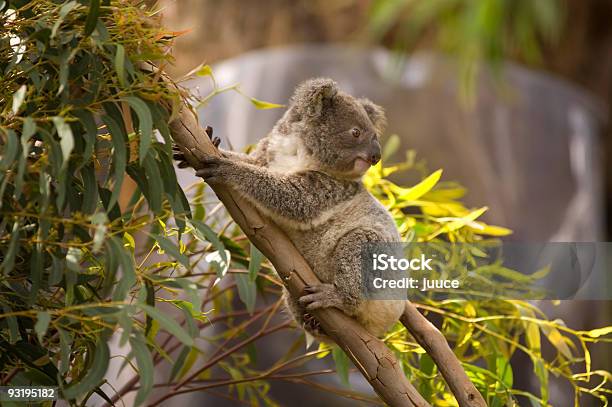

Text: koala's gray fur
xmin=191 ymin=78 xmax=404 ymax=338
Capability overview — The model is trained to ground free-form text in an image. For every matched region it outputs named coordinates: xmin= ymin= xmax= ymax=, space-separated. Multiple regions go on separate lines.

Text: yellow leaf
xmin=586 ymin=326 xmax=612 ymax=338
xmin=250 ymin=97 xmax=284 ymax=109
xmin=445 ymin=207 xmax=488 ymax=232
xmin=468 ymin=222 xmax=513 ymax=236
xmin=396 ymin=169 xmax=443 ymax=201
xmin=196 ymin=64 xmax=213 ymax=77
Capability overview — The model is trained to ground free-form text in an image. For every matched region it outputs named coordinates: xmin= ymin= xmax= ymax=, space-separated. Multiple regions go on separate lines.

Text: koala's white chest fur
xmin=266 ymin=133 xmax=315 ymax=174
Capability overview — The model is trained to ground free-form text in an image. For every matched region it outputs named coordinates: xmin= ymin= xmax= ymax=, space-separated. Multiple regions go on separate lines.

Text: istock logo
xmin=372 ymin=253 xmax=433 ymax=271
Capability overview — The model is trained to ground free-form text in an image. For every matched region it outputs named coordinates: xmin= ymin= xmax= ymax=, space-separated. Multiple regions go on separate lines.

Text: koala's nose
xmin=370 ymin=151 xmax=381 ymax=165
xmin=369 ymin=141 xmax=381 ymax=164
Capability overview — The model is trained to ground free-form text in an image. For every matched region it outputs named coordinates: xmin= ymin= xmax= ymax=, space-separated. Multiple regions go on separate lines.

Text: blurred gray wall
xmin=184 ymin=44 xmax=606 ymax=242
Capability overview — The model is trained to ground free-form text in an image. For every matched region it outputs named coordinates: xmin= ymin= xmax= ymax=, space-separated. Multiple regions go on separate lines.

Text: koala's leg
xmin=298 ymin=228 xmax=379 ymax=317
xmin=196 ymin=157 xmax=360 ymax=223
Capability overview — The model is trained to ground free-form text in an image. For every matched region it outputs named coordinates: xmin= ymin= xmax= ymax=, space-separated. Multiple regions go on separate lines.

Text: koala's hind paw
xmin=302 ymin=312 xmax=324 ymax=336
xmin=299 ymin=284 xmax=343 ymax=312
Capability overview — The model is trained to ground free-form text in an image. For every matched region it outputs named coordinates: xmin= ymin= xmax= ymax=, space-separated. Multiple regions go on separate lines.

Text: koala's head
xmin=279 ymin=78 xmax=386 ymax=179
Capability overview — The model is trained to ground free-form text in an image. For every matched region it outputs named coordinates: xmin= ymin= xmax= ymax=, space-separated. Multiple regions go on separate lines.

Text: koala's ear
xmin=290 ymin=78 xmax=338 ymax=119
xmin=359 ymin=98 xmax=387 ymax=135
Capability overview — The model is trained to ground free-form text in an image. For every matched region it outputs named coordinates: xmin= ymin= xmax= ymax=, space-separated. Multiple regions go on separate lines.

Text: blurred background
xmin=153 ymin=0 xmax=611 ymax=405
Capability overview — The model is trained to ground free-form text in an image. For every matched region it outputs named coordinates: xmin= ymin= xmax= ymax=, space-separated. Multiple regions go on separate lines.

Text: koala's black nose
xmin=370 ymin=151 xmax=381 ymax=165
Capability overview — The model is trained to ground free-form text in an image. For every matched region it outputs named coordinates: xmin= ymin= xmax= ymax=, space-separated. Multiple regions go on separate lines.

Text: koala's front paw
xmin=172 ymin=126 xmax=220 ymax=169
xmin=195 ymin=155 xmax=234 ymax=184
xmin=298 ymin=284 xmax=343 ymax=312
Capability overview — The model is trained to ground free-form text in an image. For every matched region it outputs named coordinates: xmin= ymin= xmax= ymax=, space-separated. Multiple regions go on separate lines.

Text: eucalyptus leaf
xmin=11 ymin=84 xmax=26 ymax=114
xmin=133 ymin=304 xmax=194 ymax=347
xmin=52 ymin=116 xmax=74 ymax=167
xmin=125 ymin=96 xmax=153 ymax=164
xmin=235 ymin=273 xmax=257 ymax=314
xmin=34 ymin=312 xmax=51 ymax=343
xmin=63 ymin=337 xmax=109 ymax=400
xmin=129 ymin=334 xmax=154 ymax=406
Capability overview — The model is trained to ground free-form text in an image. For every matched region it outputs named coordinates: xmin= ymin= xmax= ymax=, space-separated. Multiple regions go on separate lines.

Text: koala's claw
xmin=204 ymin=126 xmax=221 ymax=149
xmin=298 ymin=284 xmax=342 ymax=311
xmin=172 ymin=145 xmax=191 ymax=168
xmin=205 ymin=125 xmax=213 ymax=139
xmin=302 ymin=312 xmax=324 ymax=336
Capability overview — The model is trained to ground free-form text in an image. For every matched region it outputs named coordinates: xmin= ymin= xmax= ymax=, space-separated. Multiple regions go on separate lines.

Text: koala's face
xmin=287 ymin=78 xmax=387 ymax=179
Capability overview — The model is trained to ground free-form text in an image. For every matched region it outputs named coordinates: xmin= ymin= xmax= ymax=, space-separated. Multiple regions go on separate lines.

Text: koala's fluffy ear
xmin=359 ymin=98 xmax=387 ymax=135
xmin=290 ymin=78 xmax=338 ymax=119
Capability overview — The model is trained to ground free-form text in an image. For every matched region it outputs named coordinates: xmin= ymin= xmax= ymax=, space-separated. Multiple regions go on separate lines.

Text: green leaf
xmin=154 ymin=234 xmax=190 ymax=269
xmin=142 ymin=154 xmax=163 ymax=213
xmin=84 ymin=0 xmax=100 ymax=36
xmin=58 ymin=328 xmax=73 ymax=375
xmin=495 ymin=355 xmax=513 ymax=388
xmin=0 ymin=129 xmax=18 ymax=171
xmin=52 ymin=116 xmax=74 ymax=167
xmin=382 ymin=134 xmax=400 ymax=162
xmin=134 ymin=304 xmax=194 ymax=347
xmin=249 ymin=97 xmax=284 ymax=110
xmin=57 ymin=49 xmax=70 ymax=96
xmin=189 ymin=219 xmax=227 ymax=265
xmin=63 ymin=337 xmax=110 ymax=400
xmin=130 ymin=334 xmax=154 ymax=406
xmin=248 ymin=243 xmax=264 ymax=281
xmin=2 ymin=305 xmax=21 ymax=344
xmin=235 ymin=273 xmax=256 ymax=314
xmin=0 ymin=221 xmax=20 ymax=275
xmin=108 ymin=236 xmax=136 ymax=301
xmin=11 ymin=84 xmax=26 ymax=114
xmin=102 ymin=112 xmax=127 ymax=211
xmin=51 ymin=1 xmax=78 ymax=38
xmin=72 ymin=109 xmax=97 ymax=170
xmin=332 ymin=346 xmax=350 ymax=387
xmin=14 ymin=119 xmax=36 ymax=198
xmin=115 ymin=44 xmax=127 ymax=87
xmin=125 ymin=96 xmax=153 ymax=164
xmin=81 ymin=163 xmax=99 ymax=214
xmin=168 ymin=346 xmax=191 ymax=382
xmin=34 ymin=312 xmax=51 ymax=343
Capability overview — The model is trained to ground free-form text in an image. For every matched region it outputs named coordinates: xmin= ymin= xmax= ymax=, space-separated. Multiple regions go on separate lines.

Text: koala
xmin=180 ymin=78 xmax=404 ymax=338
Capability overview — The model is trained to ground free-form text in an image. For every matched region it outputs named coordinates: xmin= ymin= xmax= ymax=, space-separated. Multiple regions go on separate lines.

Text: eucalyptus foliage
xmin=0 ymin=1 xmax=610 ymax=407
xmin=367 ymin=0 xmax=565 ymax=101
xmin=0 ymin=1 xmax=201 ymax=404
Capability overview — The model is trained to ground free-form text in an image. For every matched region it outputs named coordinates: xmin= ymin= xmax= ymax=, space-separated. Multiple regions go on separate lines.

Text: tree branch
xmin=401 ymin=302 xmax=487 ymax=407
xmin=169 ymin=104 xmax=429 ymax=407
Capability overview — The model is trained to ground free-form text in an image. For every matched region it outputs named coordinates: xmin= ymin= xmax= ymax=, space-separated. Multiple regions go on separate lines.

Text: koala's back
xmin=285 ymin=188 xmax=399 ymax=282
xmin=284 ymin=188 xmax=404 ymax=336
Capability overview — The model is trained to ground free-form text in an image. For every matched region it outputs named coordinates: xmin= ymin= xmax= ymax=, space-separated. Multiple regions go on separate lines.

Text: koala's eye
xmin=351 ymin=128 xmax=361 ymax=138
